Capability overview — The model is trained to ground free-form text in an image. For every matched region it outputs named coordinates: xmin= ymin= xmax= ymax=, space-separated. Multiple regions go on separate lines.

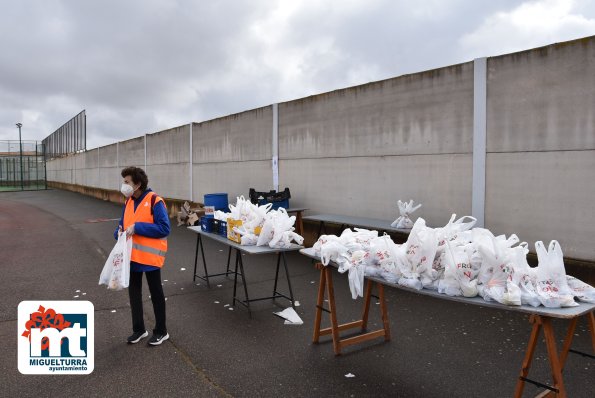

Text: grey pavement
xmin=1 ymin=189 xmax=593 ymax=397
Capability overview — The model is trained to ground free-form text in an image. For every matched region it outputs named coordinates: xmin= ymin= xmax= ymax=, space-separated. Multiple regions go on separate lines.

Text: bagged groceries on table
xmin=215 ymin=196 xmax=303 ymax=247
xmin=310 ymin=213 xmax=593 ymax=307
xmin=535 ymin=241 xmax=578 ymax=308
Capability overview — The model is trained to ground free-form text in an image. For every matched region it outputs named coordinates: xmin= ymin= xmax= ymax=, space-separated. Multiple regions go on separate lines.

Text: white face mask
xmin=120 ymin=183 xmax=135 ymax=198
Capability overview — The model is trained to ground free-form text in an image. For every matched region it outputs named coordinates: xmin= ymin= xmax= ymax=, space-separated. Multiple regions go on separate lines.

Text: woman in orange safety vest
xmin=114 ymin=166 xmax=170 ymax=346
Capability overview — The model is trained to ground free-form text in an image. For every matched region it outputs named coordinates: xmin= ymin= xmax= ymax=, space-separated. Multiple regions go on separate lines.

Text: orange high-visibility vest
xmin=123 ymin=192 xmax=168 ymax=267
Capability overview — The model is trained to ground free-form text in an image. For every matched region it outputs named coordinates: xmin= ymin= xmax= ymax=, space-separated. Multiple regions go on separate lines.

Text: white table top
xmin=187 ymin=226 xmax=303 ymax=254
xmin=300 ymin=248 xmax=595 ymax=319
xmin=303 ymin=213 xmax=412 ymax=234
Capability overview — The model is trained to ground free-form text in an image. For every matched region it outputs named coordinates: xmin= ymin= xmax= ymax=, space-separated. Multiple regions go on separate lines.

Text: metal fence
xmin=42 ymin=110 xmax=86 ymax=160
xmin=0 ymin=141 xmax=46 ymax=191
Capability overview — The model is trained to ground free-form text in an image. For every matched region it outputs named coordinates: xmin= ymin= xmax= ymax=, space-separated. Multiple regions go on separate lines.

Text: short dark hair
xmin=121 ymin=166 xmax=148 ymax=191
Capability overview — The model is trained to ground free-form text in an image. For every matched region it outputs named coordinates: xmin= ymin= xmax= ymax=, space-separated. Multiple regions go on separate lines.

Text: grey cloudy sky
xmin=1 ymin=0 xmax=594 ymax=149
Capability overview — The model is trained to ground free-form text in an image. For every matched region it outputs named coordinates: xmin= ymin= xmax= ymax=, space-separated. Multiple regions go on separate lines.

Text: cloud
xmin=459 ymin=0 xmax=595 ymax=59
xmin=0 ymin=0 xmax=593 ymax=149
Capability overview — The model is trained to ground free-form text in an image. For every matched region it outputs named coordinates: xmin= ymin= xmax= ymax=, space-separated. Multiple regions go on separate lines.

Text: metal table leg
xmin=192 ymin=234 xmax=200 ymax=282
xmin=281 ymin=252 xmax=295 ymax=307
xmin=199 ymin=234 xmax=209 ymax=287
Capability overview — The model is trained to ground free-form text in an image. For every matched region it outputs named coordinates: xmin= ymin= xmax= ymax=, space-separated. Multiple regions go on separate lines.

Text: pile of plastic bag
xmin=311 ymin=214 xmax=595 ymax=308
xmin=214 ymin=196 xmax=304 ymax=248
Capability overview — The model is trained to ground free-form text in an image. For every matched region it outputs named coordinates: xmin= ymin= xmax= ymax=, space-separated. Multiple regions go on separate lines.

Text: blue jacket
xmin=114 ymin=188 xmax=171 ymax=272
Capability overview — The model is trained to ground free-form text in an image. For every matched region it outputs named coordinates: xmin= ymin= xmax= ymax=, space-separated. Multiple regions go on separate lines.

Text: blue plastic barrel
xmin=204 ymin=193 xmax=229 ymax=211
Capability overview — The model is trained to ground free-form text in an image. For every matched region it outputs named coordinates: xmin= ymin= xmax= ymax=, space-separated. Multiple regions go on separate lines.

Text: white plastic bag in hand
xmin=391 ymin=200 xmax=422 ymax=229
xmin=535 ymin=240 xmax=577 ymax=308
xmin=99 ymin=232 xmax=132 ymax=290
xmin=566 ymin=276 xmax=595 ymax=304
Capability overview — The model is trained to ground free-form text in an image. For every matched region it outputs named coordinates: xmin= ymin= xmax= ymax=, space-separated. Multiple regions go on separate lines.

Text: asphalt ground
xmin=1 ymin=189 xmax=593 ymax=398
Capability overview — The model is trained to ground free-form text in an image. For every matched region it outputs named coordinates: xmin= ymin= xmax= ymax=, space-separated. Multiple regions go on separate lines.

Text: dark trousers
xmin=128 ymin=269 xmax=167 ymax=335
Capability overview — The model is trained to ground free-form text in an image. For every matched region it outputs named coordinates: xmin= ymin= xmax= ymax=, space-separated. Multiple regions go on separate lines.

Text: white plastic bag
xmin=535 ymin=240 xmax=577 ymax=308
xmin=99 ymin=232 xmax=132 ymax=290
xmin=347 ymin=250 xmax=367 ymax=299
xmin=566 ymin=275 xmax=595 ymax=304
xmin=399 ymin=218 xmax=437 ymax=290
xmin=435 ymin=214 xmax=476 ymax=254
xmin=510 ymin=243 xmax=541 ymax=307
xmin=478 ymin=236 xmax=521 ymax=305
xmin=256 ymin=213 xmax=277 ymax=246
xmin=391 ymin=200 xmax=422 ymax=229
xmin=438 ymin=243 xmax=478 ymax=297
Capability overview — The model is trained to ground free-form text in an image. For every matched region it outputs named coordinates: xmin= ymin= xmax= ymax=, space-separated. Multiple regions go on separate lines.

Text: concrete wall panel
xmin=98 ymin=144 xmax=117 ymax=167
xmin=146 ymin=163 xmax=190 ymax=200
xmin=192 ymin=161 xmax=272 ymax=205
xmin=118 ymin=137 xmax=145 ymax=168
xmin=147 ymin=125 xmax=190 ymax=165
xmin=98 ymin=167 xmax=120 ymax=191
xmin=487 ymin=39 xmax=595 ymax=152
xmin=84 ymin=149 xmax=99 ymax=169
xmin=485 ymin=150 xmax=595 ymax=260
xmin=280 ymin=154 xmax=472 ymax=227
xmin=192 ymin=107 xmax=273 ymax=163
xmin=279 ymin=62 xmax=474 ymax=160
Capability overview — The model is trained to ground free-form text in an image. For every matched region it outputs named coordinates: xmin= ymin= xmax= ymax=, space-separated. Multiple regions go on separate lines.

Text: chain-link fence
xmin=0 ymin=141 xmax=46 ymax=191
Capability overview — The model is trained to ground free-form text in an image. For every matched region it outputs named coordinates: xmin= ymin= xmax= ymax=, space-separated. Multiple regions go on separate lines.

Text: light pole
xmin=16 ymin=123 xmax=23 ymax=190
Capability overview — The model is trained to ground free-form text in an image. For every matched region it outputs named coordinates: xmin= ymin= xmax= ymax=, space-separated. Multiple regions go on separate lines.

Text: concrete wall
xmin=279 ymin=62 xmax=474 ymax=227
xmin=98 ymin=143 xmax=118 ymax=190
xmin=45 ymin=36 xmax=595 ymax=262
xmin=485 ymin=38 xmax=595 ymax=260
xmin=192 ymin=107 xmax=273 ymax=201
xmin=146 ymin=125 xmax=190 ymax=201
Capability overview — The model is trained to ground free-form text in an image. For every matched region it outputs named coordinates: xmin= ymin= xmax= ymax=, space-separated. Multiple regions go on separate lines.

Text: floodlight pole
xmin=16 ymin=123 xmax=23 ymax=190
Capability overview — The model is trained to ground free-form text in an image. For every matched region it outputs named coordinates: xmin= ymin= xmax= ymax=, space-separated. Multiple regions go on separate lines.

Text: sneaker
xmin=127 ymin=330 xmax=148 ymax=344
xmin=148 ymin=332 xmax=169 ymax=346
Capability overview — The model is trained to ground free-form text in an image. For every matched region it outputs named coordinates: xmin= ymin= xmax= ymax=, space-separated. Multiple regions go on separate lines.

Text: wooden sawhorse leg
xmin=312 ymin=262 xmax=391 ymax=355
xmin=514 ymin=311 xmax=595 ymax=398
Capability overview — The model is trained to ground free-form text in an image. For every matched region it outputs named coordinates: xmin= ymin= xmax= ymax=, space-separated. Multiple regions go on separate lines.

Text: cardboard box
xmin=227 ymin=218 xmax=243 ymax=243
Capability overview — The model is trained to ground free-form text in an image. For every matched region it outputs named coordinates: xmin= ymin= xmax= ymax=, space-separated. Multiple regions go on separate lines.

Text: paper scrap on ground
xmin=294 ymin=300 xmax=300 ymax=307
xmin=274 ymin=307 xmax=303 ymax=325
xmin=345 ymin=373 xmax=355 ymax=378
